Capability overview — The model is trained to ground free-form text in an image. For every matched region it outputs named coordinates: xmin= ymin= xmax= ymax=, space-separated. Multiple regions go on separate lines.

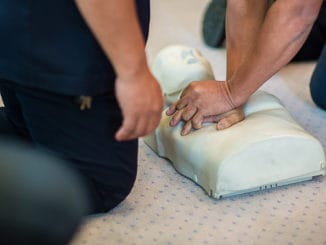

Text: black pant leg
xmin=310 ymin=45 xmax=326 ymax=110
xmin=7 ymin=84 xmax=138 ymax=213
xmin=0 ymin=82 xmax=31 ymax=140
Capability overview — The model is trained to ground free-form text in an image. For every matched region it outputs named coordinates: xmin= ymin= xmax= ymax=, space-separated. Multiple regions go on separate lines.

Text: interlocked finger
xmin=181 ymin=106 xmax=197 ymax=121
xmin=181 ymin=120 xmax=193 ymax=136
xmin=169 ymin=108 xmax=184 ymax=126
xmin=175 ymin=96 xmax=190 ymax=110
xmin=191 ymin=112 xmax=204 ymax=129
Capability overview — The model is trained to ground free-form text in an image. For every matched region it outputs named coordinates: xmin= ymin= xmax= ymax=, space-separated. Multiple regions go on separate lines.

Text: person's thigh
xmin=12 ymin=85 xmax=138 ymax=213
xmin=310 ymin=45 xmax=326 ymax=110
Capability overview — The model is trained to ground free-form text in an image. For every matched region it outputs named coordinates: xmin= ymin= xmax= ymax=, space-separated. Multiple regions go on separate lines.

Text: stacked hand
xmin=166 ymin=80 xmax=245 ymax=135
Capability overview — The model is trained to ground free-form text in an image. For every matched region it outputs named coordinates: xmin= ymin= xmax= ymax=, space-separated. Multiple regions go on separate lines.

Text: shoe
xmin=202 ymin=0 xmax=226 ymax=48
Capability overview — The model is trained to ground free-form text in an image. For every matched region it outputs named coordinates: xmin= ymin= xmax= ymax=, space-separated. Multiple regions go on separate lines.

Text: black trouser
xmin=309 ymin=1 xmax=326 ymax=110
xmin=0 ymin=80 xmax=138 ymax=213
xmin=310 ymin=45 xmax=326 ymax=110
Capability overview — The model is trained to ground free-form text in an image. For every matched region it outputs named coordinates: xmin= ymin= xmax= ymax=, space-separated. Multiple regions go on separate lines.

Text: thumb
xmin=115 ymin=126 xmax=127 ymax=141
xmin=216 ymin=108 xmax=245 ymax=130
xmin=115 ymin=117 xmax=135 ymax=141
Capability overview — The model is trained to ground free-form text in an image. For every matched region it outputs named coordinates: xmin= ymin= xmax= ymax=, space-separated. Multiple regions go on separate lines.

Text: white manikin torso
xmin=145 ymin=45 xmax=326 ymax=198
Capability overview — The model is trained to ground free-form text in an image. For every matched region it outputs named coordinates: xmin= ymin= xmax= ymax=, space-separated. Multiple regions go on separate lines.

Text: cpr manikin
xmin=145 ymin=45 xmax=326 ymax=198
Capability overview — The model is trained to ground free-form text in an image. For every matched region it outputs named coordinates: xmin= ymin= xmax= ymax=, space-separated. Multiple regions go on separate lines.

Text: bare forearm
xmin=75 ymin=0 xmax=149 ymax=79
xmin=226 ymin=0 xmax=269 ymax=79
xmin=228 ymin=0 xmax=323 ymax=106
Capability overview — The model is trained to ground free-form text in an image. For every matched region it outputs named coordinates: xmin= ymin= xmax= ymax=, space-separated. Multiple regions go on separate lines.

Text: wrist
xmin=226 ymin=78 xmax=250 ymax=108
xmin=217 ymin=81 xmax=236 ymax=110
xmin=116 ymin=55 xmax=150 ymax=81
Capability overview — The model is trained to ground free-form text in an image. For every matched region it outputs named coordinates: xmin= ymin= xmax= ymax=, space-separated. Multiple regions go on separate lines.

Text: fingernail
xmin=169 ymin=119 xmax=174 ymax=127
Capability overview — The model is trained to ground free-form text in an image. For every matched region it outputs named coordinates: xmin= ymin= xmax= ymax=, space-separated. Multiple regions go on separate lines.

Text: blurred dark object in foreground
xmin=0 ymin=140 xmax=90 ymax=245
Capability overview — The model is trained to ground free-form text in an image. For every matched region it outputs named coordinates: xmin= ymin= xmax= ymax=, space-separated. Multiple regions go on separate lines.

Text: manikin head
xmin=151 ymin=45 xmax=215 ymax=107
